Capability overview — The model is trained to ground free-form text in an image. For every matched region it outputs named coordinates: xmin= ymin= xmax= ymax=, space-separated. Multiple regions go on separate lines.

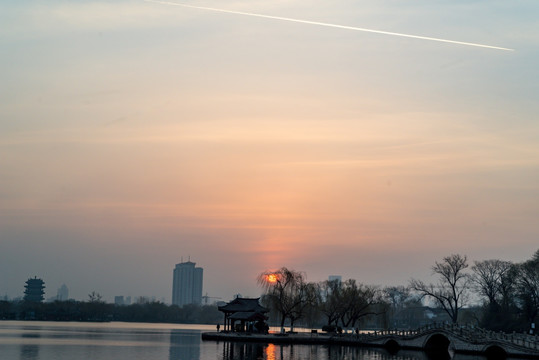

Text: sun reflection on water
xmin=265 ymin=343 xmax=276 ymax=360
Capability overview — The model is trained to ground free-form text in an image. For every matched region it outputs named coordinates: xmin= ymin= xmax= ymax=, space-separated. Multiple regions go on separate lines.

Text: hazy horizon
xmin=1 ymin=0 xmax=538 ymax=303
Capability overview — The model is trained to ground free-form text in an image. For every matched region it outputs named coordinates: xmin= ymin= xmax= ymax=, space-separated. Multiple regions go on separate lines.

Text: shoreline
xmin=202 ymin=331 xmax=403 ymax=347
xmin=202 ymin=331 xmax=539 ymax=358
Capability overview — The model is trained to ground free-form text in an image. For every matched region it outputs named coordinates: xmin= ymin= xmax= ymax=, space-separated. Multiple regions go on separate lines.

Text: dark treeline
xmin=258 ymin=249 xmax=539 ymax=333
xmin=0 ymin=298 xmax=222 ymax=324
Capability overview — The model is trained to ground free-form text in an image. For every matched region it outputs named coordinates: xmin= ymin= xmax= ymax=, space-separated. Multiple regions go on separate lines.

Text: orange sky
xmin=1 ymin=0 xmax=538 ymax=301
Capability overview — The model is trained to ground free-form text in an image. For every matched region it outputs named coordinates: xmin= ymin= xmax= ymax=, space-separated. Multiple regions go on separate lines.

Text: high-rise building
xmin=328 ymin=275 xmax=342 ymax=283
xmin=24 ymin=277 xmax=45 ymax=302
xmin=172 ymin=260 xmax=203 ymax=306
xmin=57 ymin=284 xmax=69 ymax=301
xmin=114 ymin=296 xmax=125 ymax=305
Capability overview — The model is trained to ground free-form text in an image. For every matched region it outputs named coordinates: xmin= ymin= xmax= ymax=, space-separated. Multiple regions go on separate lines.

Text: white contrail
xmin=143 ymin=0 xmax=513 ymax=51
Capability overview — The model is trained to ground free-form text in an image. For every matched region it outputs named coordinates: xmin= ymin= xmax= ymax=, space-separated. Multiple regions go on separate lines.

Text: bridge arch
xmin=484 ymin=345 xmax=507 ymax=360
xmin=384 ymin=339 xmax=400 ymax=353
xmin=424 ymin=333 xmax=450 ymax=352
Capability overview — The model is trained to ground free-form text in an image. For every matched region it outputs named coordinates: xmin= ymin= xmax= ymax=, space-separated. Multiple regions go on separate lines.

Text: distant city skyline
xmin=2 ymin=251 xmax=539 ymax=304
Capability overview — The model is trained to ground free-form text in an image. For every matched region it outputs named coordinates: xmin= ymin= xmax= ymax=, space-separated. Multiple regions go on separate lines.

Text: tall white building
xmin=172 ymin=260 xmax=203 ymax=306
xmin=56 ymin=284 xmax=69 ymax=301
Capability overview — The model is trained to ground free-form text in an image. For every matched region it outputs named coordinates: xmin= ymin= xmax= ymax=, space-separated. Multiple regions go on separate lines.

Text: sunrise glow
xmin=1 ymin=0 xmax=537 ymax=303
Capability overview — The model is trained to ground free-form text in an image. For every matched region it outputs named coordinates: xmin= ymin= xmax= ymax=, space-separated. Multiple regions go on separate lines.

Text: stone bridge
xmin=351 ymin=323 xmax=539 ymax=358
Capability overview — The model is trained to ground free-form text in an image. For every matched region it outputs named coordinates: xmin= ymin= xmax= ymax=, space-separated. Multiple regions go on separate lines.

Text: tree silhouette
xmin=257 ymin=267 xmax=316 ymax=332
xmin=410 ymin=254 xmax=470 ymax=323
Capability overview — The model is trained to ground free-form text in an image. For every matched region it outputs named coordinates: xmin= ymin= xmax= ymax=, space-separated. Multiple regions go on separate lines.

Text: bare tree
xmin=257 ymin=267 xmax=316 ymax=332
xmin=318 ymin=279 xmax=342 ymax=327
xmin=337 ymin=279 xmax=381 ymax=329
xmin=515 ymin=250 xmax=539 ymax=326
xmin=383 ymin=285 xmax=419 ymax=327
xmin=88 ymin=291 xmax=103 ymax=303
xmin=384 ymin=286 xmax=412 ymax=311
xmin=410 ymin=254 xmax=470 ymax=323
xmin=471 ymin=259 xmax=513 ymax=306
xmin=287 ymin=281 xmax=319 ymax=331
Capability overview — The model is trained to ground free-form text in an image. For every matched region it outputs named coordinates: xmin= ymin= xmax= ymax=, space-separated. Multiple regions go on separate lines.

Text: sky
xmin=1 ymin=0 xmax=538 ymax=303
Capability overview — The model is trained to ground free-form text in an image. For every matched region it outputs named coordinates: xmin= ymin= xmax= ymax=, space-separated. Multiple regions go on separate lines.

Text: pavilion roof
xmin=228 ymin=311 xmax=268 ymax=321
xmin=218 ymin=297 xmax=269 ymax=314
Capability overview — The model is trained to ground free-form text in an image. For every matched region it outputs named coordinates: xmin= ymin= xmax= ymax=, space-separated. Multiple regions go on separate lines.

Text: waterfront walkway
xmin=202 ymin=323 xmax=539 ymax=358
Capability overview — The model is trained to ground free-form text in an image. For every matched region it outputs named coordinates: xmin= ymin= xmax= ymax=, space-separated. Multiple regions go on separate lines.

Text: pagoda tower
xmin=24 ymin=277 xmax=45 ymax=302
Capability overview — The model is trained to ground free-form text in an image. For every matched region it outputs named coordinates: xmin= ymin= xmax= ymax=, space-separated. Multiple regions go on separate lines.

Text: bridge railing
xmin=355 ymin=322 xmax=539 ymax=351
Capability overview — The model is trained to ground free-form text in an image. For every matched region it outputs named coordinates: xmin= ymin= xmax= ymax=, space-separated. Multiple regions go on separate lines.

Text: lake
xmin=0 ymin=321 xmax=494 ymax=360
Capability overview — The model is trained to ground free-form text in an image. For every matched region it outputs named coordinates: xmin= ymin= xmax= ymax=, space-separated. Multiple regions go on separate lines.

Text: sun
xmin=267 ymin=274 xmax=278 ymax=283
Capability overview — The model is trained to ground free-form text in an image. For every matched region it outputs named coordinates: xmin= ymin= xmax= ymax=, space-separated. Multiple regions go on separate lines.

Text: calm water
xmin=0 ymin=321 xmax=492 ymax=360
